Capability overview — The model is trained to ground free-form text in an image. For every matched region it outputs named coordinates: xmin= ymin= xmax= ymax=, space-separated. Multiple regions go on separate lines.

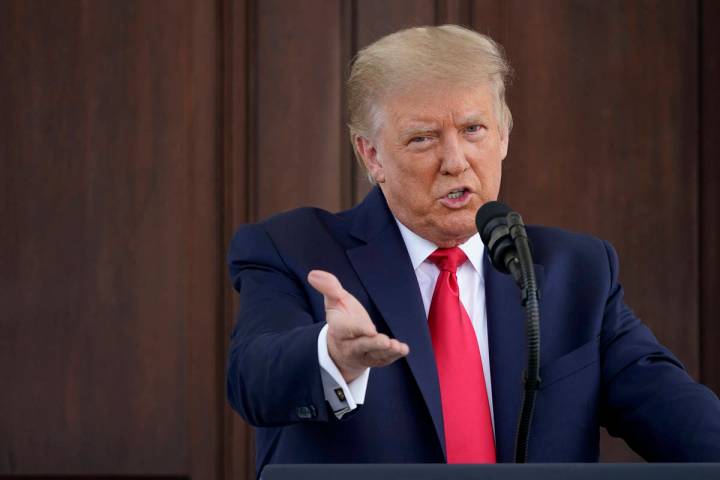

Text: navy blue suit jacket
xmin=227 ymin=187 xmax=720 ymax=475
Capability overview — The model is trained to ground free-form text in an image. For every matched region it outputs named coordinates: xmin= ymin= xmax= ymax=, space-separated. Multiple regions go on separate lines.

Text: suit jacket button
xmin=297 ymin=406 xmax=315 ymax=419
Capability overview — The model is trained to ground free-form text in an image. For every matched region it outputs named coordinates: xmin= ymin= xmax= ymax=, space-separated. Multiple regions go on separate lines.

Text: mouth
xmin=439 ymin=187 xmax=472 ymax=208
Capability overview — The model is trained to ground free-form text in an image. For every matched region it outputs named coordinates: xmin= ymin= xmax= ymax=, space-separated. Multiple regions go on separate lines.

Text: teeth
xmin=447 ymin=190 xmax=464 ymax=199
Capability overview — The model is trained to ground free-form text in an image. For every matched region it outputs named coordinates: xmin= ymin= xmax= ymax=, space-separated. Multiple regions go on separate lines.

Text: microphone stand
xmin=506 ymin=212 xmax=541 ymax=463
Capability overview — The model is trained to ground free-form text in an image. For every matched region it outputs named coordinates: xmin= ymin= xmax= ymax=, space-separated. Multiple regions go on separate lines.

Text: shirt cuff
xmin=318 ymin=324 xmax=370 ymax=418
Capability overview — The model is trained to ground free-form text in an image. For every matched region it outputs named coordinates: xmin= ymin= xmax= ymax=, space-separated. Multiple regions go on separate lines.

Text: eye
xmin=465 ymin=124 xmax=485 ymax=134
xmin=409 ymin=136 xmax=430 ymax=144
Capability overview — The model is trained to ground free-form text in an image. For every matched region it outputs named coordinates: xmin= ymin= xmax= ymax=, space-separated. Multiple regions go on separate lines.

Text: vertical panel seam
xmin=350 ymin=0 xmax=359 ymax=206
xmin=218 ymin=0 xmax=231 ymax=478
xmin=246 ymin=2 xmax=258 ymax=474
xmin=247 ymin=0 xmax=258 ymax=223
xmin=340 ymin=0 xmax=353 ymax=210
xmin=697 ymin=0 xmax=705 ymax=384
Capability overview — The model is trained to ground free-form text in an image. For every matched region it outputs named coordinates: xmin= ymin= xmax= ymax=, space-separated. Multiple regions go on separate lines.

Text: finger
xmin=337 ymin=321 xmax=377 ymax=339
xmin=363 ymin=339 xmax=410 ymax=366
xmin=348 ymin=334 xmax=409 ymax=360
xmin=309 ymin=270 xmax=377 ymax=338
xmin=307 ymin=270 xmax=346 ymax=305
xmin=365 ymin=350 xmax=404 ymax=367
xmin=363 ymin=347 xmax=407 ymax=367
xmin=370 ymin=338 xmax=410 ymax=360
xmin=328 ymin=317 xmax=377 ymax=340
xmin=388 ymin=338 xmax=410 ymax=357
xmin=349 ymin=333 xmax=390 ymax=356
xmin=336 ymin=334 xmax=410 ymax=370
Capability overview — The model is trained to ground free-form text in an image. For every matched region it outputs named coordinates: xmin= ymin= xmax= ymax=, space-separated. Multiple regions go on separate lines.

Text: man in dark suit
xmin=226 ymin=25 xmax=720 ymax=475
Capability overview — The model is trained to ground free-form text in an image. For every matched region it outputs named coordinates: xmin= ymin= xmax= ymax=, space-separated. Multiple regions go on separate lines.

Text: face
xmin=356 ymin=82 xmax=509 ymax=247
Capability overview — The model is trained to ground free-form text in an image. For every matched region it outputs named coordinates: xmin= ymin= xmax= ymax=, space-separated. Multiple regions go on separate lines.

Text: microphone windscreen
xmin=476 ymin=201 xmax=512 ymax=242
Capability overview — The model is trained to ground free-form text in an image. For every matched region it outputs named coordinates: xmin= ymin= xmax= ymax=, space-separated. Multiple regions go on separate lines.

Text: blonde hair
xmin=347 ymin=25 xmax=513 ymax=168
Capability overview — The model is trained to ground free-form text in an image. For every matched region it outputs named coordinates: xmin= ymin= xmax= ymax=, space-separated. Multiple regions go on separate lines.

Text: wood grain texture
xmin=700 ymin=0 xmax=720 ymax=395
xmin=0 ymin=0 xmax=221 ymax=476
xmin=340 ymin=0 xmax=355 ymax=210
xmin=254 ymin=0 xmax=345 ymax=218
xmin=436 ymin=0 xmax=472 ymax=25
xmin=471 ymin=0 xmax=700 ymax=461
xmin=221 ymin=0 xmax=255 ymax=479
xmin=184 ymin=2 xmax=223 ymax=479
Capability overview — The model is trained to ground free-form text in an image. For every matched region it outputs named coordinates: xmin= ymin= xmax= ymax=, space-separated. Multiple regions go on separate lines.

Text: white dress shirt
xmin=318 ymin=219 xmax=494 ymax=425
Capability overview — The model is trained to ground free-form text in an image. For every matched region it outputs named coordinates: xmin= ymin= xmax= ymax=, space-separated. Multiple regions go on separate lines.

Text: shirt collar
xmin=394 ymin=218 xmax=485 ymax=274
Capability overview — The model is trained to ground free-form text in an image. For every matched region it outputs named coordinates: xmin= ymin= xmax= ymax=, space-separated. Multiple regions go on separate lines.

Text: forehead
xmin=378 ymin=82 xmax=497 ymax=132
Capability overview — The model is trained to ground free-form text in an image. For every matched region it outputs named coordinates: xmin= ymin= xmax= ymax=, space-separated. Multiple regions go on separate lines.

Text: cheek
xmin=470 ymin=142 xmax=504 ymax=172
xmin=387 ymin=166 xmax=439 ymax=210
xmin=389 ymin=154 xmax=437 ymax=184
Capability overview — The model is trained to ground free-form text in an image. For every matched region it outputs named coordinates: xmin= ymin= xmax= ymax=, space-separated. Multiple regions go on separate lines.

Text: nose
xmin=439 ymin=134 xmax=469 ymax=176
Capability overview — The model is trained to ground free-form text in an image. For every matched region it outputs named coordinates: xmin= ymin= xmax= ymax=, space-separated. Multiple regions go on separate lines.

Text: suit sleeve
xmin=598 ymin=241 xmax=720 ymax=461
xmin=226 ymin=222 xmax=330 ymax=427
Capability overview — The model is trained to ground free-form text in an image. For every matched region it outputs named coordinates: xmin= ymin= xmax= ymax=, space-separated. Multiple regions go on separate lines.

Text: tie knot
xmin=428 ymin=247 xmax=468 ymax=273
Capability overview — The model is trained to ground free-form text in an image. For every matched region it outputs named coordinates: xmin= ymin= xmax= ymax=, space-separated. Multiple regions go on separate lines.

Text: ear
xmin=499 ymin=129 xmax=509 ymax=161
xmin=355 ymin=135 xmax=385 ymax=183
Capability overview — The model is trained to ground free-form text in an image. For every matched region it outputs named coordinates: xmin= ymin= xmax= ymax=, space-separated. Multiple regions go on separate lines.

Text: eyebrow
xmin=399 ymin=124 xmax=438 ymax=138
xmin=398 ymin=113 xmax=490 ymax=138
xmin=456 ymin=113 xmax=490 ymax=124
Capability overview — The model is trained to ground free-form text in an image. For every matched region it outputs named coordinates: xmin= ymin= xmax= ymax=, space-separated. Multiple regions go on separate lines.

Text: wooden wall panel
xmin=254 ymin=0 xmax=346 ymax=218
xmin=221 ymin=0 xmax=255 ymax=479
xmin=227 ymin=1 xmax=352 ymax=476
xmin=184 ymin=2 xmax=223 ymax=479
xmin=0 ymin=0 xmax=221 ymax=477
xmin=701 ymin=0 xmax=720 ymax=395
xmin=437 ymin=0 xmax=472 ymax=25
xmin=470 ymin=0 xmax=505 ymax=40
xmin=471 ymin=0 xmax=700 ymax=461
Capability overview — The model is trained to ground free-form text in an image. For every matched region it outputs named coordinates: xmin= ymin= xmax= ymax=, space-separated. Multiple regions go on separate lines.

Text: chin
xmin=433 ymin=218 xmax=476 ymax=246
xmin=447 ymin=210 xmax=476 ymax=231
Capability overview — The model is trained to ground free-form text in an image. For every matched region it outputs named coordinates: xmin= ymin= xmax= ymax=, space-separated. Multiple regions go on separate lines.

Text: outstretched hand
xmin=308 ymin=270 xmax=410 ymax=383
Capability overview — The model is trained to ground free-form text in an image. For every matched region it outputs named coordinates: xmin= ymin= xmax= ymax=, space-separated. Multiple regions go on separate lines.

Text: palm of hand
xmin=308 ymin=270 xmax=410 ymax=383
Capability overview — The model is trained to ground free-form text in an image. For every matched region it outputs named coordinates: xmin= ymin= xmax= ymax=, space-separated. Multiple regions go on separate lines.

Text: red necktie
xmin=428 ymin=247 xmax=496 ymax=463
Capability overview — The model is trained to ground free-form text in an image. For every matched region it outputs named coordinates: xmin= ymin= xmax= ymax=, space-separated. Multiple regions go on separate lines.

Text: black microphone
xmin=476 ymin=201 xmax=541 ymax=464
xmin=475 ymin=201 xmax=522 ymax=283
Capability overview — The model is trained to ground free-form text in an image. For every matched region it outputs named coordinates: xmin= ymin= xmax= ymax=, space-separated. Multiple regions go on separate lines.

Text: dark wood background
xmin=1 ymin=1 xmax=717 ymax=478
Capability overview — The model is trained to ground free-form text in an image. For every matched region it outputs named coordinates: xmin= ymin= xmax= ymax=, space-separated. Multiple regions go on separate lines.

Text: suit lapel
xmin=485 ymin=254 xmax=544 ymax=462
xmin=346 ymin=188 xmax=446 ymax=457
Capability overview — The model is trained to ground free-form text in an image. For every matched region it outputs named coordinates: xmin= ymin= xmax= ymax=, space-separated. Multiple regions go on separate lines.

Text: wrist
xmin=328 ymin=341 xmax=364 ymax=383
xmin=338 ymin=365 xmax=364 ymax=383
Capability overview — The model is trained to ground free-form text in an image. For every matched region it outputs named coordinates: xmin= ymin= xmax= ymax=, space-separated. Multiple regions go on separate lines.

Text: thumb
xmin=308 ymin=270 xmax=377 ymax=338
xmin=307 ymin=270 xmax=346 ymax=305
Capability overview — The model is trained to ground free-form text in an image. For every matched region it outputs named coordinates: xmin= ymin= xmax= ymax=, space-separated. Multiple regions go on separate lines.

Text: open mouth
xmin=447 ymin=188 xmax=466 ymax=200
xmin=441 ymin=188 xmax=471 ymax=208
